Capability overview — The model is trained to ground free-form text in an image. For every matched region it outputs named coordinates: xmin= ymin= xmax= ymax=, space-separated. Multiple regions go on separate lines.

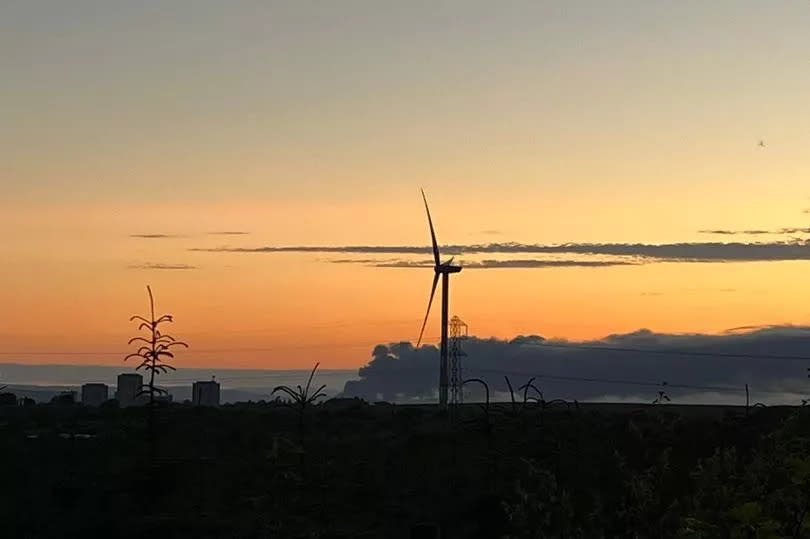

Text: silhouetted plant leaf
xmin=462 ymin=378 xmax=490 ymax=417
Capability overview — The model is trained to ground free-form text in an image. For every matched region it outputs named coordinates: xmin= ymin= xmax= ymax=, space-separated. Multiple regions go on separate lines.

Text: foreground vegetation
xmin=2 ymin=398 xmax=810 ymax=538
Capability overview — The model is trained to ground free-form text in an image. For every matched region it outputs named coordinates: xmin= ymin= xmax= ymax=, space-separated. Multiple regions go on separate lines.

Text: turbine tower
xmin=416 ymin=189 xmax=462 ymax=408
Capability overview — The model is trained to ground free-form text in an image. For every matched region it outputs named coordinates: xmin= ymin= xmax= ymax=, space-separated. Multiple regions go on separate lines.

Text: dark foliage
xmin=2 ymin=402 xmax=810 ymax=537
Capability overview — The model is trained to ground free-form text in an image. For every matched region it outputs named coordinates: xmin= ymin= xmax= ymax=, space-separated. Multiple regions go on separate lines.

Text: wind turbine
xmin=416 ymin=189 xmax=462 ymax=407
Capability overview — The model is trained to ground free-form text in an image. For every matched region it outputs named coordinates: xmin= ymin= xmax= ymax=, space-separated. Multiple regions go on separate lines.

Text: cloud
xmin=130 ymin=232 xmax=250 ymax=239
xmin=698 ymin=229 xmax=738 ymax=235
xmin=699 ymin=229 xmax=773 ymax=235
xmin=340 ymin=326 xmax=810 ymax=404
xmin=192 ymin=241 xmax=810 ymax=264
xmin=128 ymin=263 xmax=198 ymax=270
xmin=722 ymin=324 xmax=788 ymax=334
xmin=547 ymin=241 xmax=810 ymax=261
xmin=130 ymin=234 xmax=185 ymax=239
xmin=328 ymin=258 xmax=389 ymax=265
xmin=335 ymin=258 xmax=640 ymax=269
xmin=191 ymin=245 xmax=438 ymax=255
xmin=465 ymin=259 xmax=636 ymax=269
xmin=480 ymin=229 xmax=502 ymax=235
xmin=641 ymin=288 xmax=736 ymax=297
xmin=699 ymin=228 xmax=810 ymax=236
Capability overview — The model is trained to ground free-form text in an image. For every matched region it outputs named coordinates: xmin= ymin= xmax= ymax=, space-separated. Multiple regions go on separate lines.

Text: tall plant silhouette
xmin=125 ymin=285 xmax=187 ymax=407
xmin=271 ymin=362 xmax=327 ymax=436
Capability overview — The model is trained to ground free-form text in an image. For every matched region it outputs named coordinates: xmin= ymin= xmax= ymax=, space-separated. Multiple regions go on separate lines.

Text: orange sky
xmin=3 ymin=2 xmax=810 ymax=368
xmin=3 ymin=198 xmax=810 ymax=368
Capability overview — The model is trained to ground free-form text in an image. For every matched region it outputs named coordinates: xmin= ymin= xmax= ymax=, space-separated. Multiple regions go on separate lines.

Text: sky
xmin=2 ymin=1 xmax=810 ymax=369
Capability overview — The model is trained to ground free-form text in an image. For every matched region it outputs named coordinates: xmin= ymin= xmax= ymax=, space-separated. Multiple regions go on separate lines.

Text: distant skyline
xmin=2 ymin=1 xmax=810 ymax=367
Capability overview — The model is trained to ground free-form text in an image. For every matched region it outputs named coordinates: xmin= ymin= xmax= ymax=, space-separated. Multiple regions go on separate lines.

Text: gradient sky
xmin=2 ymin=1 xmax=810 ymax=368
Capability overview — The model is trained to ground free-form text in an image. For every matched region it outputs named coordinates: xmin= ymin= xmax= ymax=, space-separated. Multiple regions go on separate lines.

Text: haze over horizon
xmin=3 ymin=1 xmax=810 ymax=369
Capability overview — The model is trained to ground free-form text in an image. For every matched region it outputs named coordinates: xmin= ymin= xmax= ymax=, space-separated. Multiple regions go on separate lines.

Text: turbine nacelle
xmin=435 ymin=263 xmax=462 ymax=274
xmin=434 ymin=255 xmax=461 ymax=274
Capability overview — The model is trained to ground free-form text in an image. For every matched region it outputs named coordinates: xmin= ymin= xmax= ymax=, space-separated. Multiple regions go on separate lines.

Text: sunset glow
xmin=3 ymin=1 xmax=810 ymax=368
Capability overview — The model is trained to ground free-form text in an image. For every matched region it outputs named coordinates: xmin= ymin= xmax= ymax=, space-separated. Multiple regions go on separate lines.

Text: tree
xmin=125 ymin=285 xmax=187 ymax=407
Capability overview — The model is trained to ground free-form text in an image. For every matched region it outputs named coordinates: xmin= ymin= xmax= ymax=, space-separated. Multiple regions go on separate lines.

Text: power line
xmin=2 ymin=362 xmax=800 ymax=400
xmin=464 ymin=366 xmax=795 ymax=396
xmin=159 ymin=371 xmax=356 ymax=384
xmin=162 ymin=364 xmax=796 ymax=396
xmin=166 ymin=367 xmax=797 ymax=399
xmin=0 ymin=335 xmax=441 ymax=357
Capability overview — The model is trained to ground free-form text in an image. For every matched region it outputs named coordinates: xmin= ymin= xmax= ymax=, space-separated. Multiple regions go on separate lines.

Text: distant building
xmin=116 ymin=373 xmax=144 ymax=407
xmin=50 ymin=391 xmax=76 ymax=406
xmin=192 ymin=380 xmax=220 ymax=407
xmin=153 ymin=393 xmax=173 ymax=406
xmin=81 ymin=383 xmax=108 ymax=406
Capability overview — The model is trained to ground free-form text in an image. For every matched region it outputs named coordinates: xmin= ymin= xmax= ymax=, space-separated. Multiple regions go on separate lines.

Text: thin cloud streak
xmin=192 ymin=241 xmax=810 ymax=264
xmin=192 ymin=245 xmax=439 ymax=254
xmin=131 ymin=232 xmax=251 ymax=239
xmin=699 ymin=228 xmax=810 ymax=236
xmin=130 ymin=234 xmax=185 ymax=239
xmin=128 ymin=263 xmax=198 ymax=270
xmin=698 ymin=230 xmax=737 ymax=235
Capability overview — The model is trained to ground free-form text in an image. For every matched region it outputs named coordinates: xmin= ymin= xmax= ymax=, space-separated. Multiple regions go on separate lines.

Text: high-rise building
xmin=192 ymin=380 xmax=220 ymax=407
xmin=81 ymin=383 xmax=108 ymax=406
xmin=116 ymin=373 xmax=144 ymax=407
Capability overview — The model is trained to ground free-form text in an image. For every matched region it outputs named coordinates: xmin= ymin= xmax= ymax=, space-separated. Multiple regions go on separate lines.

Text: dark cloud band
xmin=339 ymin=258 xmax=639 ymax=269
xmin=191 ymin=241 xmax=810 ymax=263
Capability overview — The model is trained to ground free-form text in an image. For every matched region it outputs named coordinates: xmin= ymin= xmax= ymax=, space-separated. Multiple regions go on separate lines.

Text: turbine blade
xmin=421 ymin=189 xmax=441 ymax=266
xmin=417 ymin=272 xmax=440 ymax=348
xmin=443 ymin=256 xmax=455 ymax=266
